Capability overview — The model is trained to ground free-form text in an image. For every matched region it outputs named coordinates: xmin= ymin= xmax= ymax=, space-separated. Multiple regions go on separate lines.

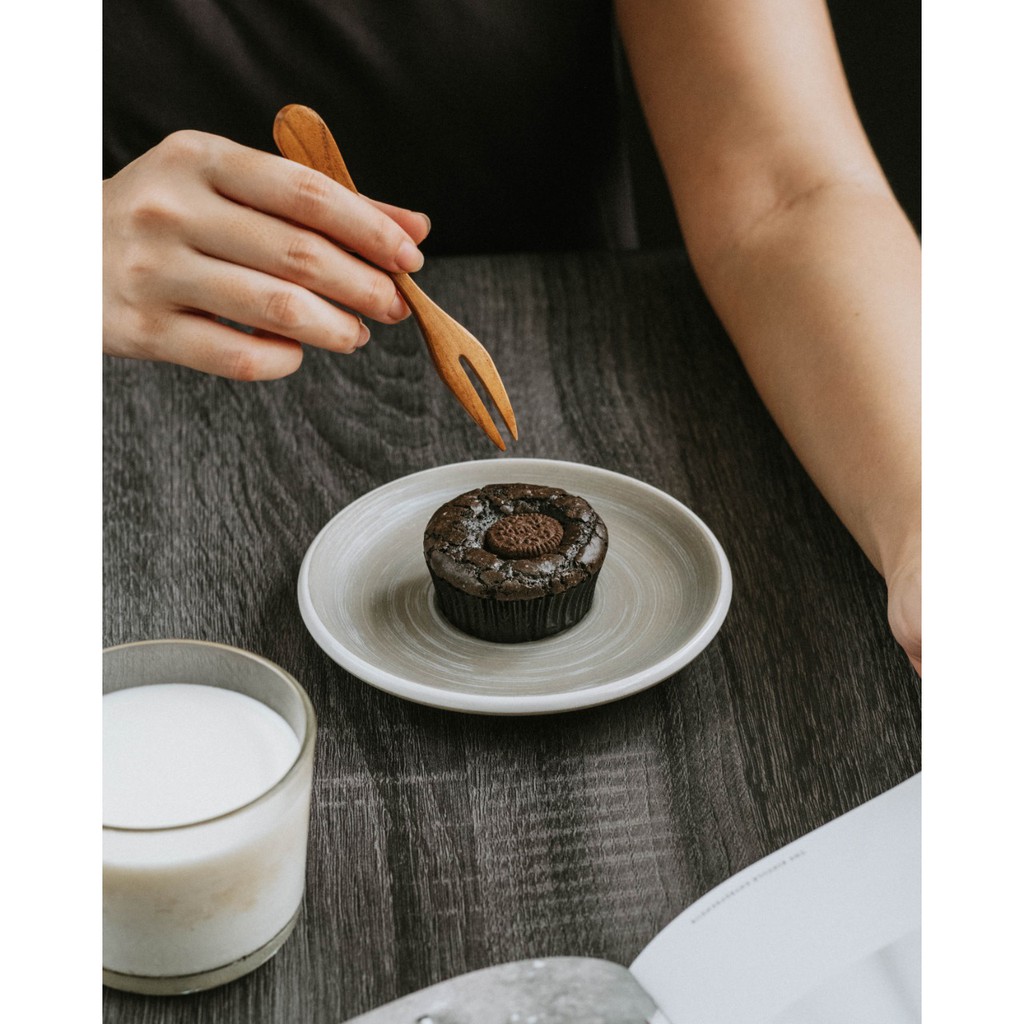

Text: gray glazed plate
xmin=297 ymin=458 xmax=731 ymax=714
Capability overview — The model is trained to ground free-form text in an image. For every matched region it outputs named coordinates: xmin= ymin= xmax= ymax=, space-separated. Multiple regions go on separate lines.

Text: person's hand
xmin=103 ymin=130 xmax=431 ymax=380
xmin=886 ymin=542 xmax=921 ymax=675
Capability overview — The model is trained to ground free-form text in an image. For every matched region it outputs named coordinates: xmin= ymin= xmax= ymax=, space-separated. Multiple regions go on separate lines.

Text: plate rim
xmin=297 ymin=458 xmax=732 ymax=715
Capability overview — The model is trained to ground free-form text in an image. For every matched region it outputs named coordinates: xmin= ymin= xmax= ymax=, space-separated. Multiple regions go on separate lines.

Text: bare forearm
xmin=690 ymin=184 xmax=921 ymax=579
xmin=615 ymin=0 xmax=922 ymax=667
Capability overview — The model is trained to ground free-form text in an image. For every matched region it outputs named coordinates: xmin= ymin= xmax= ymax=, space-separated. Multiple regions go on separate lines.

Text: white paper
xmin=629 ymin=775 xmax=921 ymax=1024
xmin=768 ymin=929 xmax=921 ymax=1023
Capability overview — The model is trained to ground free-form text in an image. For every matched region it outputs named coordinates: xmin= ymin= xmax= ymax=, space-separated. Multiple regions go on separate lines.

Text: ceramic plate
xmin=297 ymin=459 xmax=731 ymax=714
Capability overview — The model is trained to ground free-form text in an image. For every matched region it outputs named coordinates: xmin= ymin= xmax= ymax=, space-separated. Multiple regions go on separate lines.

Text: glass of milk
xmin=103 ymin=639 xmax=317 ymax=995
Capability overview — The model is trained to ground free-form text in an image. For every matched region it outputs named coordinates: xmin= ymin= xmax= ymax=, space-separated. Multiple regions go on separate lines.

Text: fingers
xmin=104 ymin=130 xmax=435 ymax=381
xmin=173 ymin=252 xmax=373 ymax=353
xmin=154 ymin=132 xmax=431 ymax=328
xmin=886 ymin=559 xmax=921 ymax=677
xmin=155 ymin=314 xmax=306 ymax=381
xmin=368 ymin=200 xmax=432 ymax=245
xmin=182 ymin=195 xmax=412 ymax=326
xmin=197 ymin=133 xmax=427 ymax=273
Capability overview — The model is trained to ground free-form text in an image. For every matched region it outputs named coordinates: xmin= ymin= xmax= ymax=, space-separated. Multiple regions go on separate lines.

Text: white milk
xmin=104 ymin=683 xmax=300 ymax=829
xmin=103 ymin=683 xmax=312 ymax=981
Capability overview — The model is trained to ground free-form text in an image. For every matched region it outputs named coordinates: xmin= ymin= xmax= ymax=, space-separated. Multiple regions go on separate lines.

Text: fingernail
xmin=357 ymin=322 xmax=370 ymax=347
xmin=397 ymin=240 xmax=424 ymax=273
xmin=418 ymin=212 xmax=431 ymax=236
xmin=388 ymin=292 xmax=407 ymax=321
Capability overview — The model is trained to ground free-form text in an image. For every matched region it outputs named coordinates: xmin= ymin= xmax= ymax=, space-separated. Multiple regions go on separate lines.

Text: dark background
xmin=102 ymin=1 xmax=920 ymax=253
xmin=630 ymin=1 xmax=922 ymax=246
xmin=829 ymin=0 xmax=921 ymax=231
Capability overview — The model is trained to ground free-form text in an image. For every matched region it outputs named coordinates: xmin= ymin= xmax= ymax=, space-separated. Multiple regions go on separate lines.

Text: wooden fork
xmin=273 ymin=104 xmax=518 ymax=451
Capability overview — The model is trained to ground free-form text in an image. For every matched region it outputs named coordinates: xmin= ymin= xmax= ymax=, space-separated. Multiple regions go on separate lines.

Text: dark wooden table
xmin=102 ymin=247 xmax=921 ymax=1022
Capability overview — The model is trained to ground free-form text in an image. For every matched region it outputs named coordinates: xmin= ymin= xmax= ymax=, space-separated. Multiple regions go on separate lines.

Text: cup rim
xmin=102 ymin=638 xmax=316 ymax=834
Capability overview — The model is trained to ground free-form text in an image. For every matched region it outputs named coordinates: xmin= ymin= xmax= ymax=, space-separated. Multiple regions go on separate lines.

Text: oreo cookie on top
xmin=423 ymin=482 xmax=608 ymax=642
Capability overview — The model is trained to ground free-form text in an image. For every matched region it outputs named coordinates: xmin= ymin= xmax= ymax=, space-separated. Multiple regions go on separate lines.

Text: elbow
xmin=677 ymin=166 xmax=899 ymax=278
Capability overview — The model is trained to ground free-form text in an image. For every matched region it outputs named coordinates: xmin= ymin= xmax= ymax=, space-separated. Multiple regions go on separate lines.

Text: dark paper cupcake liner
xmin=429 ymin=572 xmax=600 ymax=643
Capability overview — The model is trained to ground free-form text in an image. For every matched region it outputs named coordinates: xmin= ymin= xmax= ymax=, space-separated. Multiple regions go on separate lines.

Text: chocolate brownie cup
xmin=423 ymin=483 xmax=608 ymax=642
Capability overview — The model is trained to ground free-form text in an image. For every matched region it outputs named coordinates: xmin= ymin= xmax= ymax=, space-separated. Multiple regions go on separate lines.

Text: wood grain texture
xmin=102 ymin=248 xmax=920 ymax=1022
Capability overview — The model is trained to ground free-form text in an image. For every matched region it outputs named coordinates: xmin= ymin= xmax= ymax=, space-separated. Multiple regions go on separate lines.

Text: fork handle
xmin=272 ymin=104 xmax=429 ymax=315
xmin=273 ymin=104 xmax=358 ymax=190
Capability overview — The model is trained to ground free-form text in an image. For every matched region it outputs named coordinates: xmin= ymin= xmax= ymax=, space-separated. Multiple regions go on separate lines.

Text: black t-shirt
xmin=103 ymin=0 xmax=643 ymax=254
